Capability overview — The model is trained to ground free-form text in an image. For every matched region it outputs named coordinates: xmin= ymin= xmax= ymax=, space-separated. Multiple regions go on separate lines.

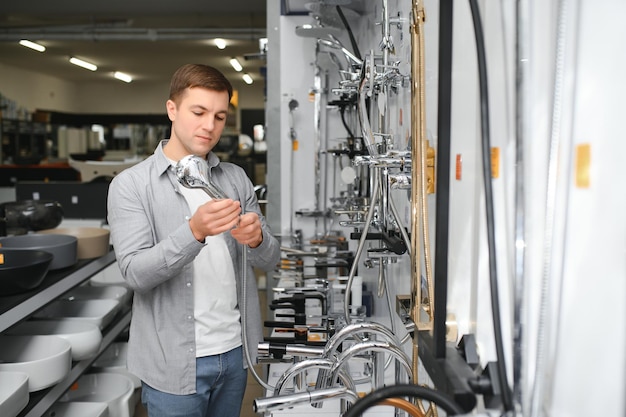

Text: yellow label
xmin=491 ymin=147 xmax=500 ymax=179
xmin=0 ymin=253 xmax=3 ymax=264
xmin=575 ymin=143 xmax=591 ymax=188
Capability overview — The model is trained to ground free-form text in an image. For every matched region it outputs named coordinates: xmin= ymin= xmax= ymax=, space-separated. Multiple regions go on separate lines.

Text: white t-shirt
xmin=172 ymin=162 xmax=242 ymax=357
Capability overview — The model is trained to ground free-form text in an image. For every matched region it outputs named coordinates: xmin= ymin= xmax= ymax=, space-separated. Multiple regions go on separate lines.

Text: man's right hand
xmin=189 ymin=199 xmax=241 ymax=242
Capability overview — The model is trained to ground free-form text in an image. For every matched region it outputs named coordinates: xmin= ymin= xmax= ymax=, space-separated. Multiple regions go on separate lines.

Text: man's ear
xmin=166 ymin=99 xmax=177 ymax=122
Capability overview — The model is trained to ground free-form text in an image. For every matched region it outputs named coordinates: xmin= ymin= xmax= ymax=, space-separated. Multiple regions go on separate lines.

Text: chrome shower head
xmin=175 ymin=154 xmax=228 ymax=200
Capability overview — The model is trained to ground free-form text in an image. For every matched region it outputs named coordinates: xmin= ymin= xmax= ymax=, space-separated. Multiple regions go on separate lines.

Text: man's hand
xmin=189 ymin=199 xmax=241 ymax=242
xmin=230 ymin=212 xmax=263 ymax=248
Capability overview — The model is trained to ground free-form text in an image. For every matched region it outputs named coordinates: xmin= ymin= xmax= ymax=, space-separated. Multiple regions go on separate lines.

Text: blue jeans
xmin=141 ymin=346 xmax=247 ymax=417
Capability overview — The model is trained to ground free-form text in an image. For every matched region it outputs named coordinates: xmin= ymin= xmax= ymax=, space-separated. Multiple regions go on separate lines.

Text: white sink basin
xmin=92 ymin=342 xmax=141 ymax=406
xmin=33 ymin=299 xmax=120 ymax=330
xmin=0 ymin=371 xmax=29 ymax=417
xmin=60 ymin=373 xmax=135 ymax=417
xmin=92 ymin=342 xmax=140 ymax=389
xmin=89 ymin=263 xmax=128 ymax=288
xmin=44 ymin=401 xmax=109 ymax=417
xmin=65 ymin=284 xmax=132 ymax=308
xmin=6 ymin=320 xmax=103 ymax=361
xmin=0 ymin=335 xmax=72 ymax=392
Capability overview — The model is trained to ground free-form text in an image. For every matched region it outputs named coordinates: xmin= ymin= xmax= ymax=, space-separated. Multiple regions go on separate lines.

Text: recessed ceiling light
xmin=69 ymin=57 xmax=97 ymax=71
xmin=114 ymin=71 xmax=133 ymax=83
xmin=19 ymin=40 xmax=45 ymax=52
xmin=242 ymin=73 xmax=253 ymax=85
xmin=214 ymin=38 xmax=227 ymax=49
xmin=229 ymin=57 xmax=243 ymax=72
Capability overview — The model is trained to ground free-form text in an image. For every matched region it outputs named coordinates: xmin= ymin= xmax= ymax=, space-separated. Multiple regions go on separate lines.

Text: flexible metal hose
xmin=175 ymin=155 xmax=273 ymax=391
xmin=343 ymin=168 xmax=381 ymax=324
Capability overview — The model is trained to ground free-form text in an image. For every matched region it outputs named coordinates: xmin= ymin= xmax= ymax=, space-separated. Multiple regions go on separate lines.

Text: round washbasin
xmin=33 ymin=299 xmax=120 ymax=330
xmin=38 ymin=227 xmax=110 ymax=259
xmin=92 ymin=342 xmax=141 ymax=406
xmin=0 ymin=371 xmax=29 ymax=417
xmin=65 ymin=284 xmax=132 ymax=308
xmin=0 ymin=249 xmax=53 ymax=296
xmin=0 ymin=233 xmax=78 ymax=270
xmin=92 ymin=342 xmax=140 ymax=389
xmin=0 ymin=335 xmax=71 ymax=392
xmin=43 ymin=401 xmax=109 ymax=417
xmin=89 ymin=263 xmax=128 ymax=289
xmin=0 ymin=200 xmax=64 ymax=234
xmin=6 ymin=320 xmax=103 ymax=361
xmin=60 ymin=373 xmax=135 ymax=417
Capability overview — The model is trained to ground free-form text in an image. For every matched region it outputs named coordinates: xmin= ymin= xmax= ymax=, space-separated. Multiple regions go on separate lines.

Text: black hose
xmin=340 ymin=104 xmax=355 ymax=140
xmin=342 ymin=384 xmax=465 ymax=417
xmin=336 ymin=5 xmax=362 ymax=61
xmin=468 ymin=0 xmax=514 ymax=412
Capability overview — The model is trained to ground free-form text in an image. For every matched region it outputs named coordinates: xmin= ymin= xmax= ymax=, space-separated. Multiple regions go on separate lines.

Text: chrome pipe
xmin=324 ymin=322 xmax=400 ymax=358
xmin=254 ymin=386 xmax=359 ymax=414
xmin=357 ymin=64 xmax=380 ymax=156
xmin=328 ymin=340 xmax=413 ymax=388
xmin=273 ymin=357 xmax=356 ymax=396
xmin=314 ymin=321 xmax=401 ymax=399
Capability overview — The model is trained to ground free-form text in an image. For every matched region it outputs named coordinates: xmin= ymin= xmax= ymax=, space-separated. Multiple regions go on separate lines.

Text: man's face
xmin=165 ymin=87 xmax=230 ymax=160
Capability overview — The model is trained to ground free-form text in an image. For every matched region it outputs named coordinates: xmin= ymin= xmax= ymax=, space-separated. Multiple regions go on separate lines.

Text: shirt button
xmin=187 ymin=315 xmax=193 ymax=320
xmin=186 ymin=282 xmax=191 ymax=287
xmin=189 ymin=348 xmax=194 ymax=353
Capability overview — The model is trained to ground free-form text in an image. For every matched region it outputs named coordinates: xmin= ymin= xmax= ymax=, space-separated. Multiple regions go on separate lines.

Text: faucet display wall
xmin=262 ymin=0 xmax=626 ymax=416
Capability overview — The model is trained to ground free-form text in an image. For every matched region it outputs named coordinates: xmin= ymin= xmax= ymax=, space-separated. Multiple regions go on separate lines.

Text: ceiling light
xmin=114 ymin=71 xmax=133 ymax=83
xmin=242 ymin=73 xmax=253 ymax=85
xmin=214 ymin=38 xmax=227 ymax=49
xmin=19 ymin=40 xmax=45 ymax=52
xmin=229 ymin=57 xmax=243 ymax=72
xmin=69 ymin=57 xmax=97 ymax=71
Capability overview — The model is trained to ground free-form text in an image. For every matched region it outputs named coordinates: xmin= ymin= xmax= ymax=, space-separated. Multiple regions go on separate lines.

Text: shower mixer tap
xmin=174 ymin=154 xmax=229 ymax=200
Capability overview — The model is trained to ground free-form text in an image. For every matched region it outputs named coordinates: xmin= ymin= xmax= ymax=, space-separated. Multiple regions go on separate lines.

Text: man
xmin=107 ymin=63 xmax=280 ymax=417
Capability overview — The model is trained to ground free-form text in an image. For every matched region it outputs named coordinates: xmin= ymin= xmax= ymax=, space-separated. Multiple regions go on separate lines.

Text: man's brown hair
xmin=169 ymin=64 xmax=233 ymax=104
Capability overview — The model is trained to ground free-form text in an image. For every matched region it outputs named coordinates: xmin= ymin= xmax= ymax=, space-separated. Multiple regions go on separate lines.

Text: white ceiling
xmin=0 ymin=0 xmax=269 ymax=85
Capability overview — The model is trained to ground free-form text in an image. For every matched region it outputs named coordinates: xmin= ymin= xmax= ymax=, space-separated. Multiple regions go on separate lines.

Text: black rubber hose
xmin=336 ymin=5 xmax=362 ymax=61
xmin=467 ymin=0 xmax=514 ymax=412
xmin=340 ymin=105 xmax=355 ymax=140
xmin=342 ymin=384 xmax=465 ymax=417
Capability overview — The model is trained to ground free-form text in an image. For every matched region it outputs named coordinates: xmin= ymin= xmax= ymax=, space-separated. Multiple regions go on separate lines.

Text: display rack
xmin=0 ymin=249 xmax=133 ymax=417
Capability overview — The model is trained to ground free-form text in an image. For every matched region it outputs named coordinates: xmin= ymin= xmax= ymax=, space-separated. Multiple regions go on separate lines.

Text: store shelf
xmin=0 ymin=250 xmax=116 ymax=332
xmin=18 ymin=308 xmax=132 ymax=417
xmin=0 ymin=249 xmax=131 ymax=417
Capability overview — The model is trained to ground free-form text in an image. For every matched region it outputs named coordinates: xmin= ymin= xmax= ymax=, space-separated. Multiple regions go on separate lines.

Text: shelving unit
xmin=0 ymin=249 xmax=133 ymax=417
xmin=0 ymin=119 xmax=50 ymax=165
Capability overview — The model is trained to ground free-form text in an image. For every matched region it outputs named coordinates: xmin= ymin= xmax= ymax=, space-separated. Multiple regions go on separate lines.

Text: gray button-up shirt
xmin=107 ymin=140 xmax=280 ymax=395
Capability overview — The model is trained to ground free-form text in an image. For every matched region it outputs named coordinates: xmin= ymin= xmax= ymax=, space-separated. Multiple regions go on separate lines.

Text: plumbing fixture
xmin=174 ymin=154 xmax=228 ymax=199
xmin=254 ymin=386 xmax=359 ymax=414
xmin=257 ymin=342 xmax=325 ymax=359
xmin=174 ymin=154 xmax=270 ymax=391
xmin=326 ymin=340 xmax=413 ymax=387
xmin=273 ymin=357 xmax=356 ymax=396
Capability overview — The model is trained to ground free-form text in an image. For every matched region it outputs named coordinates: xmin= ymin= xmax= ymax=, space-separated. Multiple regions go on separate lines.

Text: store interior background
xmin=1 ymin=0 xmax=625 ymax=416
